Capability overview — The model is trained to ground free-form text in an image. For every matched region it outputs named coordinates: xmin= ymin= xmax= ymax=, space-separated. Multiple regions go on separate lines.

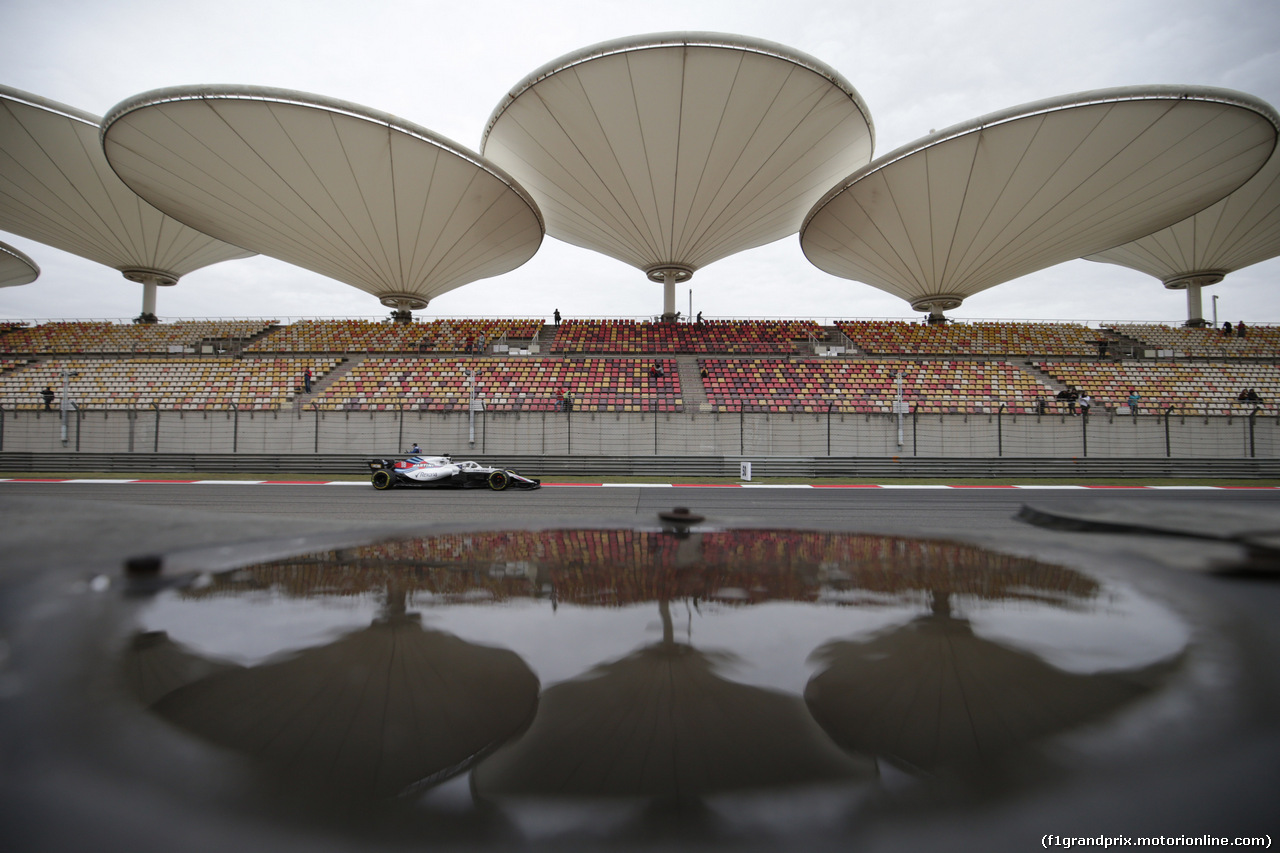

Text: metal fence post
xmin=1249 ymin=406 xmax=1259 ymax=458
xmin=232 ymin=405 xmax=239 ymax=453
xmin=314 ymin=404 xmax=320 ymax=454
xmin=1081 ymin=406 xmax=1088 ymax=457
xmin=912 ymin=406 xmax=918 ymax=456
xmin=1165 ymin=406 xmax=1174 ymax=458
xmin=0 ymin=406 xmax=5 ymax=452
xmin=153 ymin=404 xmax=160 ymax=452
xmin=997 ymin=404 xmax=1005 ymax=457
xmin=827 ymin=401 xmax=833 ymax=456
xmin=74 ymin=404 xmax=82 ymax=452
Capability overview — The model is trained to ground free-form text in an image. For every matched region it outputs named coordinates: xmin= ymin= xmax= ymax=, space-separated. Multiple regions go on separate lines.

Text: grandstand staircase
xmin=291 ymin=355 xmax=361 ymax=409
xmin=1018 ymin=361 xmax=1069 ymax=396
xmin=676 ymin=355 xmax=709 ymax=410
xmin=1101 ymin=328 xmax=1145 ymax=358
xmin=234 ymin=323 xmax=283 ymax=353
xmin=534 ymin=323 xmax=557 ymax=353
xmin=837 ymin=325 xmax=875 ymax=356
xmin=821 ymin=325 xmax=861 ymax=355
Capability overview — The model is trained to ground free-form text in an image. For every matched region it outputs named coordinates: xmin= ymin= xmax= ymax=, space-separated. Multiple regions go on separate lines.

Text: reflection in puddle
xmin=471 ymin=598 xmax=871 ymax=800
xmin=804 ymin=591 xmax=1179 ymax=774
xmin=149 ymin=585 xmax=539 ymax=799
xmin=125 ymin=528 xmax=1189 ymax=838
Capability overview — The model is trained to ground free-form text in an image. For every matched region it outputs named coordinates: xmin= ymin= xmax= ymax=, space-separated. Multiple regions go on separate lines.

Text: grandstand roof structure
xmin=0 ymin=240 xmax=39 ymax=288
xmin=0 ymin=85 xmax=255 ymax=318
xmin=480 ymin=33 xmax=875 ymax=319
xmin=1085 ymin=135 xmax=1280 ymax=322
xmin=801 ymin=86 xmax=1280 ymax=323
xmin=100 ymin=86 xmax=545 ymax=321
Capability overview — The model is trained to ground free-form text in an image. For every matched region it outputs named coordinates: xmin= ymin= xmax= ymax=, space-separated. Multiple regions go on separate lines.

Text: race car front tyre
xmin=371 ymin=469 xmax=395 ymax=490
xmin=488 ymin=470 xmax=509 ymax=491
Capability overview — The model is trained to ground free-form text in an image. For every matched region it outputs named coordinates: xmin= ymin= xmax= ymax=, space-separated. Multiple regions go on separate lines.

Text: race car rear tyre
xmin=371 ymin=469 xmax=395 ymax=490
xmin=488 ymin=470 xmax=509 ymax=491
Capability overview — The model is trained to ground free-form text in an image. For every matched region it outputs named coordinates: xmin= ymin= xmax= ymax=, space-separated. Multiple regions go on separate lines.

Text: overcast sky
xmin=2 ymin=0 xmax=1278 ymax=326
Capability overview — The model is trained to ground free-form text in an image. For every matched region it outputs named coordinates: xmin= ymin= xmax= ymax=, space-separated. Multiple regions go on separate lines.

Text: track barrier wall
xmin=1 ymin=407 xmax=1277 ymax=467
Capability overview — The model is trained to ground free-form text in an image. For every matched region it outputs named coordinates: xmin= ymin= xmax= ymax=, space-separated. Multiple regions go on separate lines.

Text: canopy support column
xmin=911 ymin=295 xmax=964 ymax=326
xmin=380 ymin=293 xmax=429 ymax=324
xmin=141 ymin=281 xmax=158 ymax=320
xmin=1184 ymin=283 xmax=1206 ymax=327
xmin=1163 ymin=273 xmax=1223 ymax=329
xmin=122 ymin=268 xmax=178 ymax=324
xmin=646 ymin=265 xmax=694 ymax=322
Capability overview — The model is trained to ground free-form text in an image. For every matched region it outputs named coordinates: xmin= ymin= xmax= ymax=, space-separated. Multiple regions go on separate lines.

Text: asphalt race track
xmin=2 ymin=478 xmax=1279 ymax=853
xmin=3 ymin=479 xmax=1279 ymax=581
xmin=5 ymin=479 xmax=1280 ymax=532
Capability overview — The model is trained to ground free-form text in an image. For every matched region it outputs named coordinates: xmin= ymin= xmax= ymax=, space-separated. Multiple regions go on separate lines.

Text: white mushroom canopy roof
xmin=0 ymin=86 xmax=254 ymax=287
xmin=1085 ymin=140 xmax=1280 ymax=290
xmin=101 ymin=86 xmax=544 ymax=310
xmin=801 ymin=86 xmax=1280 ymax=313
xmin=0 ymin=239 xmax=39 ymax=288
xmin=481 ymin=32 xmax=875 ymax=283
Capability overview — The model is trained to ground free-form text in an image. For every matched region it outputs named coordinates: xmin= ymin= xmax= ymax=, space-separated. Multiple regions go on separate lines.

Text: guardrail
xmin=2 ymin=452 xmax=1278 ymax=479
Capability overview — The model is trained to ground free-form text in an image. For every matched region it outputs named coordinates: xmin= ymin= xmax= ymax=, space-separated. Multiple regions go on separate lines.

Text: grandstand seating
xmin=0 ymin=357 xmax=341 ymax=410
xmin=836 ymin=320 xmax=1104 ymax=357
xmin=246 ymin=319 xmax=543 ymax=353
xmin=1035 ymin=361 xmax=1280 ymax=416
xmin=0 ymin=318 xmax=1274 ymax=416
xmin=312 ymin=357 xmax=683 ymax=412
xmin=1106 ymin=324 xmax=1280 ymax=359
xmin=700 ymin=358 xmax=1054 ymax=414
xmin=416 ymin=318 xmax=542 ymax=352
xmin=0 ymin=320 xmax=276 ymax=354
xmin=551 ymin=319 xmax=822 ymax=354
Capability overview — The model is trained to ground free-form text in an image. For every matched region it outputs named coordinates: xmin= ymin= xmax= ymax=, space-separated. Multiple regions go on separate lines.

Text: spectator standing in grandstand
xmin=1222 ymin=321 xmax=1233 ymax=336
xmin=559 ymin=388 xmax=573 ymax=412
xmin=650 ymin=362 xmax=664 ymax=379
xmin=1034 ymin=396 xmax=1047 ymax=415
xmin=40 ymin=385 xmax=54 ymax=410
xmin=1079 ymin=393 xmax=1092 ymax=416
xmin=696 ymin=311 xmax=703 ymax=323
xmin=303 ymin=368 xmax=312 ymax=393
xmin=553 ymin=308 xmax=561 ymax=324
xmin=1127 ymin=389 xmax=1141 ymax=412
xmin=1237 ymin=321 xmax=1247 ymax=338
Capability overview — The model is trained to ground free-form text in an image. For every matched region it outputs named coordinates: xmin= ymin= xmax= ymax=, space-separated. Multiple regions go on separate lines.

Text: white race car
xmin=368 ymin=455 xmax=541 ymax=491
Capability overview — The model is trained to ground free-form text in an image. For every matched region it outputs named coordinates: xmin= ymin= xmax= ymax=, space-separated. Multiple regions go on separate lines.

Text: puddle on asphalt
xmin=122 ymin=528 xmax=1194 ymax=843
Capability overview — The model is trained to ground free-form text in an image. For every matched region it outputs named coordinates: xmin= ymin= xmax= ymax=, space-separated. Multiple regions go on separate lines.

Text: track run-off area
xmin=4 ymin=477 xmax=1278 ymax=541
xmin=3 ymin=478 xmax=1278 ymax=489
